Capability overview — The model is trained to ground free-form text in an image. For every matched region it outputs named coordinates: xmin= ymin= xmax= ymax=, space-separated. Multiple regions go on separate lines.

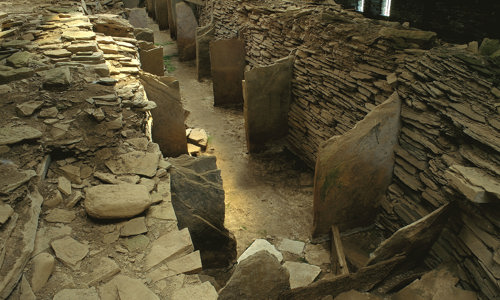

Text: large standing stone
xmin=139 ymin=44 xmax=164 ymax=76
xmin=155 ymin=0 xmax=169 ymax=30
xmin=140 ymin=73 xmax=188 ymax=157
xmin=196 ymin=23 xmax=214 ymax=81
xmin=243 ymin=56 xmax=293 ymax=152
xmin=219 ymin=250 xmax=290 ymax=300
xmin=210 ymin=39 xmax=245 ymax=107
xmin=167 ymin=0 xmax=181 ymax=39
xmin=313 ymin=92 xmax=401 ymax=236
xmin=170 ymin=155 xmax=236 ymax=267
xmin=85 ymin=184 xmax=152 ymax=219
xmin=176 ymin=2 xmax=197 ymax=61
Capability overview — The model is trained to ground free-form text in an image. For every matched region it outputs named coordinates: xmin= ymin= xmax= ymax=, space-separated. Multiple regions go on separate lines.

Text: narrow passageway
xmin=147 ymin=18 xmax=314 ymax=256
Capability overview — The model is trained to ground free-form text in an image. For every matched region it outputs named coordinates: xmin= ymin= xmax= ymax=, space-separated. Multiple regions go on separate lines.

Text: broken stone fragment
xmin=238 ymin=239 xmax=283 ymax=264
xmin=38 ymin=67 xmax=72 ymax=89
xmin=0 ymin=125 xmax=42 ymax=145
xmin=219 ymin=250 xmax=290 ymax=300
xmin=39 ymin=107 xmax=58 ymax=118
xmin=144 ymin=228 xmax=194 ymax=270
xmin=85 ymin=183 xmax=151 ymax=219
xmin=16 ymin=101 xmax=44 ymax=117
xmin=120 ymin=216 xmax=148 ymax=237
xmin=304 ymin=243 xmax=331 ymax=266
xmin=0 ymin=67 xmax=34 ymax=84
xmin=84 ymin=257 xmax=120 ymax=286
xmin=51 ymin=236 xmax=89 ymax=267
xmin=283 ymin=261 xmax=321 ymax=289
xmin=171 ymin=281 xmax=218 ymax=300
xmin=277 ymin=238 xmax=306 ymax=256
xmin=0 ymin=163 xmax=36 ymax=195
xmin=43 ymin=49 xmax=72 ymax=58
xmin=0 ymin=202 xmax=14 ymax=224
xmin=187 ymin=128 xmax=208 ymax=149
xmin=147 ymin=251 xmax=203 ymax=281
xmin=31 ymin=252 xmax=55 ymax=292
xmin=6 ymin=51 xmax=35 ymax=68
xmin=446 ymin=165 xmax=500 ymax=203
xmin=45 ymin=208 xmax=76 ymax=223
xmin=57 ymin=176 xmax=72 ymax=196
xmin=99 ymin=275 xmax=160 ymax=300
xmin=105 ymin=151 xmax=160 ymax=178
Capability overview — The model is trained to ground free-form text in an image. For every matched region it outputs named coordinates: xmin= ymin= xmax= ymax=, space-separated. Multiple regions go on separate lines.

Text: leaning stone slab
xmin=238 ymin=239 xmax=283 ymax=264
xmin=313 ymin=92 xmax=401 ymax=236
xmin=210 ymin=39 xmax=245 ymax=107
xmin=176 ymin=1 xmax=197 ymax=61
xmin=31 ymin=253 xmax=55 ymax=292
xmin=155 ymin=0 xmax=169 ymax=30
xmin=0 ymin=163 xmax=36 ymax=195
xmin=85 ymin=183 xmax=152 ymax=219
xmin=140 ymin=46 xmax=164 ymax=76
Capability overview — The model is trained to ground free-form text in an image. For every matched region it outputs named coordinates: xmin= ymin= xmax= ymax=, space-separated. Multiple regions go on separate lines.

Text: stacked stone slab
xmin=199 ymin=1 xmax=500 ymax=298
xmin=0 ymin=4 xmax=215 ymax=299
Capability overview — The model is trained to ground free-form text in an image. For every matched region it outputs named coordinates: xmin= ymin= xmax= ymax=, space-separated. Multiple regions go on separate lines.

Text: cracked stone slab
xmin=0 ymin=125 xmax=42 ymax=145
xmin=105 ymin=151 xmax=160 ymax=177
xmin=53 ymin=287 xmax=99 ymax=300
xmin=51 ymin=236 xmax=89 ymax=267
xmin=237 ymin=239 xmax=283 ymax=264
xmin=283 ymin=261 xmax=321 ymax=289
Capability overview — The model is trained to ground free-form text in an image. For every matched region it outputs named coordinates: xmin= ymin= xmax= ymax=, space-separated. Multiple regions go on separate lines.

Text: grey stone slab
xmin=176 ymin=1 xmax=197 ymax=61
xmin=196 ymin=23 xmax=214 ymax=81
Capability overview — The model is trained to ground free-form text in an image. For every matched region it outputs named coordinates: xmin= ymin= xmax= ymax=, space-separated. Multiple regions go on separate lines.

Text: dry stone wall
xmin=201 ymin=0 xmax=500 ymax=298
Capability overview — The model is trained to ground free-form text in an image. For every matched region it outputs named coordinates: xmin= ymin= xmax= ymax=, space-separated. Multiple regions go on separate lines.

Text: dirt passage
xmin=148 ymin=20 xmax=314 ymax=256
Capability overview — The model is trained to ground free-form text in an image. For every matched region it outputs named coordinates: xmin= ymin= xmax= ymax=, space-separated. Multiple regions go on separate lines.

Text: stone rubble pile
xmin=0 ymin=2 xmax=216 ymax=299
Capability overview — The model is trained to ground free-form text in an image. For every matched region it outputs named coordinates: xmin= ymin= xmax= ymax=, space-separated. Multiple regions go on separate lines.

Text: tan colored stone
xmin=31 ymin=253 xmax=55 ymax=292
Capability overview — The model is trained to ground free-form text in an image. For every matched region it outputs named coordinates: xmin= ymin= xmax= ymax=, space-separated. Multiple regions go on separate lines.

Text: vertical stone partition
xmin=313 ymin=92 xmax=401 ymax=236
xmin=209 ymin=39 xmax=245 ymax=107
xmin=243 ymin=56 xmax=293 ymax=152
xmin=139 ymin=73 xmax=188 ymax=157
xmin=139 ymin=42 xmax=164 ymax=76
xmin=167 ymin=0 xmax=181 ymax=39
xmin=196 ymin=23 xmax=214 ymax=80
xmin=176 ymin=1 xmax=198 ymax=61
xmin=154 ymin=0 xmax=169 ymax=30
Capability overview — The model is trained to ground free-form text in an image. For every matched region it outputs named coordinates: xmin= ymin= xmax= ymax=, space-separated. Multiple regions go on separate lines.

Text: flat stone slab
xmin=105 ymin=151 xmax=160 ymax=177
xmin=62 ymin=30 xmax=96 ymax=41
xmin=100 ymin=275 xmax=160 ymax=300
xmin=144 ymin=228 xmax=193 ymax=270
xmin=283 ymin=261 xmax=321 ymax=289
xmin=31 ymin=253 xmax=55 ymax=292
xmin=0 ymin=164 xmax=36 ymax=195
xmin=120 ymin=216 xmax=148 ymax=236
xmin=84 ymin=257 xmax=120 ymax=286
xmin=53 ymin=288 xmax=99 ymax=300
xmin=238 ymin=239 xmax=283 ymax=264
xmin=51 ymin=236 xmax=89 ymax=267
xmin=85 ymin=183 xmax=151 ymax=219
xmin=176 ymin=1 xmax=197 ymax=61
xmin=277 ymin=238 xmax=305 ymax=256
xmin=0 ymin=203 xmax=13 ymax=224
xmin=172 ymin=281 xmax=218 ymax=300
xmin=210 ymin=39 xmax=245 ymax=107
xmin=16 ymin=101 xmax=44 ymax=116
xmin=45 ymin=208 xmax=76 ymax=223
xmin=304 ymin=244 xmax=331 ymax=266
xmin=0 ymin=125 xmax=42 ymax=145
xmin=44 ymin=49 xmax=72 ymax=57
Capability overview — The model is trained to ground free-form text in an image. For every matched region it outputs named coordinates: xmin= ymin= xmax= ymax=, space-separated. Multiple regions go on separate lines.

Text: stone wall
xmin=200 ymin=0 xmax=500 ymax=298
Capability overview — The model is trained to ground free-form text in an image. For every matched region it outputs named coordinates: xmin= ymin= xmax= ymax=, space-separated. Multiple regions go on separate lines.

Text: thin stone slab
xmin=120 ymin=217 xmax=148 ymax=236
xmin=61 ymin=30 xmax=96 ymax=41
xmin=237 ymin=239 xmax=283 ymax=264
xmin=243 ymin=56 xmax=293 ymax=152
xmin=196 ymin=23 xmax=214 ymax=81
xmin=31 ymin=253 xmax=55 ymax=292
xmin=0 ymin=203 xmax=13 ymax=224
xmin=176 ymin=1 xmax=197 ymax=61
xmin=102 ymin=275 xmax=160 ymax=300
xmin=105 ymin=151 xmax=160 ymax=177
xmin=140 ymin=46 xmax=164 ymax=76
xmin=210 ymin=39 xmax=245 ymax=107
xmin=277 ymin=238 xmax=305 ymax=256
xmin=53 ymin=288 xmax=99 ymax=300
xmin=144 ymin=228 xmax=194 ymax=270
xmin=0 ymin=125 xmax=42 ymax=145
xmin=155 ymin=0 xmax=169 ymax=30
xmin=45 ymin=208 xmax=76 ymax=223
xmin=51 ymin=236 xmax=89 ymax=267
xmin=283 ymin=261 xmax=321 ymax=289
xmin=0 ymin=164 xmax=36 ymax=195
xmin=84 ymin=257 xmax=120 ymax=286
xmin=172 ymin=281 xmax=218 ymax=300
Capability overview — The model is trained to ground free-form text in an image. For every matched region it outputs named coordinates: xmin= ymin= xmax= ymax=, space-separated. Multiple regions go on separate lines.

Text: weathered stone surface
xmin=53 ymin=288 xmax=99 ymax=300
xmin=103 ymin=275 xmax=160 ymax=300
xmin=128 ymin=8 xmax=149 ymax=28
xmin=11 ymin=275 xmax=36 ymax=300
xmin=196 ymin=23 xmax=214 ymax=81
xmin=148 ymin=250 xmax=203 ymax=281
xmin=58 ymin=176 xmax=72 ymax=196
xmin=6 ymin=51 xmax=35 ymax=68
xmin=187 ymin=128 xmax=208 ymax=149
xmin=85 ymin=184 xmax=152 ymax=219
xmin=170 ymin=155 xmax=237 ymax=267
xmin=140 ymin=73 xmax=188 ymax=157
xmin=105 ymin=151 xmax=160 ymax=177
xmin=0 ymin=67 xmax=34 ymax=84
xmin=140 ymin=46 xmax=164 ymax=76
xmin=313 ymin=92 xmax=401 ymax=236
xmin=167 ymin=0 xmax=181 ymax=39
xmin=32 ymin=225 xmax=72 ymax=257
xmin=0 ymin=164 xmax=36 ymax=195
xmin=0 ymin=203 xmax=13 ymax=224
xmin=277 ymin=238 xmax=305 ymax=256
xmin=39 ymin=67 xmax=72 ymax=89
xmin=334 ymin=290 xmax=384 ymax=300
xmin=378 ymin=27 xmax=437 ymax=48
xmin=479 ymin=38 xmax=500 ymax=56
xmin=67 ymin=42 xmax=98 ymax=53
xmin=446 ymin=165 xmax=500 ymax=203
xmin=31 ymin=252 xmax=55 ymax=292
xmin=176 ymin=2 xmax=197 ymax=61
xmin=0 ymin=125 xmax=42 ymax=145
xmin=283 ymin=261 xmax=321 ymax=289
xmin=62 ymin=30 xmax=96 ymax=41
xmin=392 ymin=267 xmax=477 ymax=300
xmin=135 ymin=28 xmax=155 ymax=42
xmin=120 ymin=216 xmax=148 ymax=236
xmin=368 ymin=203 xmax=451 ymax=266
xmin=243 ymin=56 xmax=293 ymax=152
xmin=172 ymin=281 xmax=218 ymax=300
xmin=144 ymin=228 xmax=193 ymax=270
xmin=210 ymin=39 xmax=245 ymax=107
xmin=16 ymin=101 xmax=43 ymax=116
xmin=238 ymin=239 xmax=283 ymax=264
xmin=219 ymin=250 xmax=290 ymax=300
xmin=51 ymin=236 xmax=89 ymax=267
xmin=304 ymin=244 xmax=331 ymax=266
xmin=45 ymin=208 xmax=76 ymax=223
xmin=44 ymin=49 xmax=72 ymax=58
xmin=122 ymin=235 xmax=150 ymax=252
xmin=92 ymin=14 xmax=134 ymax=37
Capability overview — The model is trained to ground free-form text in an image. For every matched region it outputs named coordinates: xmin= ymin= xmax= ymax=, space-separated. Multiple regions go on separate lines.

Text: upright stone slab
xmin=139 ymin=43 xmax=164 ymax=76
xmin=139 ymin=73 xmax=188 ymax=157
xmin=146 ymin=0 xmax=155 ymax=18
xmin=176 ymin=1 xmax=197 ymax=61
xmin=128 ymin=8 xmax=149 ymax=29
xmin=155 ymin=0 xmax=169 ymax=30
xmin=313 ymin=92 xmax=401 ymax=236
xmin=123 ymin=0 xmax=140 ymax=8
xmin=209 ymin=39 xmax=245 ymax=107
xmin=168 ymin=0 xmax=181 ymax=39
xmin=243 ymin=56 xmax=293 ymax=152
xmin=196 ymin=23 xmax=214 ymax=81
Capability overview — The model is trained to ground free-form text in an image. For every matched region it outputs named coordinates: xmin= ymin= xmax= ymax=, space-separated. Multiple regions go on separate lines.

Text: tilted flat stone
xmin=0 ymin=67 xmax=34 ymax=84
xmin=277 ymin=238 xmax=305 ymax=256
xmin=172 ymin=281 xmax=218 ymax=300
xmin=44 ymin=49 xmax=72 ymax=58
xmin=31 ymin=252 xmax=55 ymax=292
xmin=283 ymin=261 xmax=321 ymax=289
xmin=238 ymin=239 xmax=283 ymax=264
xmin=45 ymin=208 xmax=76 ymax=223
xmin=67 ymin=42 xmax=98 ymax=53
xmin=62 ymin=30 xmax=96 ymax=41
xmin=84 ymin=257 xmax=120 ymax=286
xmin=0 ymin=203 xmax=13 ymax=224
xmin=144 ymin=228 xmax=194 ymax=270
xmin=53 ymin=288 xmax=99 ymax=300
xmin=120 ymin=216 xmax=148 ymax=236
xmin=51 ymin=236 xmax=89 ymax=267
xmin=85 ymin=183 xmax=151 ymax=219
xmin=16 ymin=101 xmax=44 ymax=116
xmin=0 ymin=164 xmax=36 ymax=195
